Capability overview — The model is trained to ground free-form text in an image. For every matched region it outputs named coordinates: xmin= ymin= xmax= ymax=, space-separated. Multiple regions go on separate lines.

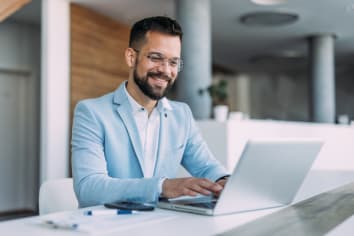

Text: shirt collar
xmin=158 ymin=97 xmax=172 ymax=112
xmin=124 ymin=82 xmax=144 ymax=114
xmin=123 ymin=81 xmax=173 ymax=114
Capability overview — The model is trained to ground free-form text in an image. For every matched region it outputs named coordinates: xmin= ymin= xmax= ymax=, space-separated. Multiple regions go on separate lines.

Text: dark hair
xmin=129 ymin=16 xmax=183 ymax=49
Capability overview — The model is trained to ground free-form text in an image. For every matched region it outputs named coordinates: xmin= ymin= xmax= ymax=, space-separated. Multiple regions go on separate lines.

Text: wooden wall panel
xmin=70 ymin=4 xmax=130 ymax=118
xmin=0 ymin=0 xmax=31 ymax=22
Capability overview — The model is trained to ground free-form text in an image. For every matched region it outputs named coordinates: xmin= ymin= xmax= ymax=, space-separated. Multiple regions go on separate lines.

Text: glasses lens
xmin=178 ymin=59 xmax=183 ymax=72
xmin=144 ymin=51 xmax=183 ymax=72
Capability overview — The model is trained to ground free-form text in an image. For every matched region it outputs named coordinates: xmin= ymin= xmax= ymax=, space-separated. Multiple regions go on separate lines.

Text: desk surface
xmin=1 ymin=170 xmax=354 ymax=236
xmin=222 ymin=179 xmax=354 ymax=236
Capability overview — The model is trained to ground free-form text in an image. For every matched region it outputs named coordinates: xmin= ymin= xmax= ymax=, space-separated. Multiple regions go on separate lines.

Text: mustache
xmin=147 ymin=71 xmax=172 ymax=81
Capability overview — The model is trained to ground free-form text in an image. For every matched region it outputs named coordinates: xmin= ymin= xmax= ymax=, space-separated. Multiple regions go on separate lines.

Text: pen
xmin=44 ymin=220 xmax=79 ymax=230
xmin=84 ymin=209 xmax=136 ymax=216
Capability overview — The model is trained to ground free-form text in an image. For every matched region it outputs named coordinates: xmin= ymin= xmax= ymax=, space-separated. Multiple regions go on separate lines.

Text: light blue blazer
xmin=71 ymin=82 xmax=227 ymax=207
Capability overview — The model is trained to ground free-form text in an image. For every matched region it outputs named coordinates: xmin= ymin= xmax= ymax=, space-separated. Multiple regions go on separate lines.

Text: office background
xmin=0 ymin=0 xmax=354 ymax=219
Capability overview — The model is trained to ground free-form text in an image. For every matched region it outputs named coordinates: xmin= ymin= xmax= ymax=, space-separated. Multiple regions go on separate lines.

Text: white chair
xmin=39 ymin=178 xmax=78 ymax=215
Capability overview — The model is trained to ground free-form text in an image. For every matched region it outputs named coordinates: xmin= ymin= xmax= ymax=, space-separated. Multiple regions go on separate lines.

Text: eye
xmin=169 ymin=59 xmax=179 ymax=67
xmin=148 ymin=53 xmax=164 ymax=62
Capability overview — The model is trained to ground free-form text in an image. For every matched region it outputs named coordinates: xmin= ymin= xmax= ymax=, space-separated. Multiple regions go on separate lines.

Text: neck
xmin=126 ymin=81 xmax=157 ymax=115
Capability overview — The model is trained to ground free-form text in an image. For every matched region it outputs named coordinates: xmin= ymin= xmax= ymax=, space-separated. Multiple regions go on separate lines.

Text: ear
xmin=125 ymin=48 xmax=136 ymax=68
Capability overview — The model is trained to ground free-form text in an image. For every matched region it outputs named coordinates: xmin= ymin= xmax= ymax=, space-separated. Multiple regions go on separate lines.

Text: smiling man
xmin=71 ymin=16 xmax=229 ymax=207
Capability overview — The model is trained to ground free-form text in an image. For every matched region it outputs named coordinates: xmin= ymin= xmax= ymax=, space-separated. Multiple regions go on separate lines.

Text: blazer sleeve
xmin=181 ymin=105 xmax=228 ymax=181
xmin=71 ymin=101 xmax=160 ymax=207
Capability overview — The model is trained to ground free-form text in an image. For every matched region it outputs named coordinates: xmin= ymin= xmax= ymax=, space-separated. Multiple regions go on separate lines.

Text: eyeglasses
xmin=133 ymin=49 xmax=183 ymax=72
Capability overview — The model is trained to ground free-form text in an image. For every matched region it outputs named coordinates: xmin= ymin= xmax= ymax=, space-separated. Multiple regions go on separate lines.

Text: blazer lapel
xmin=113 ymin=83 xmax=145 ymax=176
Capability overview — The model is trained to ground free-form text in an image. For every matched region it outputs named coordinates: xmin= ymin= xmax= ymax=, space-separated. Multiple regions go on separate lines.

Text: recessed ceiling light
xmin=251 ymin=0 xmax=286 ymax=5
xmin=240 ymin=12 xmax=299 ymax=26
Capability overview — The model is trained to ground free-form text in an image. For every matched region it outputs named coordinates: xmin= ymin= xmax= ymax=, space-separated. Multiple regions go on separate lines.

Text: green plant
xmin=199 ymin=80 xmax=229 ymax=106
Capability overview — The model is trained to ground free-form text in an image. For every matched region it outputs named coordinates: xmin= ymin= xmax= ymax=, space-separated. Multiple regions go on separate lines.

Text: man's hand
xmin=216 ymin=175 xmax=229 ymax=187
xmin=162 ymin=177 xmax=223 ymax=199
xmin=214 ymin=177 xmax=229 ymax=197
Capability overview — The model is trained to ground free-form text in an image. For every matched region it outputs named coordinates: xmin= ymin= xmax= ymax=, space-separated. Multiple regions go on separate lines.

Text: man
xmin=72 ymin=16 xmax=228 ymax=207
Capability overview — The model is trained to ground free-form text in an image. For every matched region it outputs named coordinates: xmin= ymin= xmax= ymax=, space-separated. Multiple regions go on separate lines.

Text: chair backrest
xmin=39 ymin=178 xmax=78 ymax=215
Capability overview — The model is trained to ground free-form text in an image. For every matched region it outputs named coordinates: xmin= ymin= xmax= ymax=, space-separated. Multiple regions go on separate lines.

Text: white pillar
xmin=41 ymin=0 xmax=70 ymax=183
xmin=175 ymin=0 xmax=212 ymax=119
xmin=309 ymin=35 xmax=336 ymax=123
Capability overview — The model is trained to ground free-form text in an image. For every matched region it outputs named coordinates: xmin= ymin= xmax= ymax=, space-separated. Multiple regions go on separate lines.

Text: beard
xmin=133 ymin=67 xmax=175 ymax=100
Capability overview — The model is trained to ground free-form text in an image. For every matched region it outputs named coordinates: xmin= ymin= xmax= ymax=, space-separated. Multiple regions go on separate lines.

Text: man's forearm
xmin=74 ymin=174 xmax=161 ymax=207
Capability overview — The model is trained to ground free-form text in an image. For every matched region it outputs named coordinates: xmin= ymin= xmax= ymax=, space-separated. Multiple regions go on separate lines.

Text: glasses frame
xmin=132 ymin=48 xmax=183 ymax=72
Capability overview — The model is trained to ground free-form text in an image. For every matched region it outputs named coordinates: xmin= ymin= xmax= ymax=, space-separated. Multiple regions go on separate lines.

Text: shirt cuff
xmin=158 ymin=177 xmax=167 ymax=196
xmin=215 ymin=175 xmax=230 ymax=183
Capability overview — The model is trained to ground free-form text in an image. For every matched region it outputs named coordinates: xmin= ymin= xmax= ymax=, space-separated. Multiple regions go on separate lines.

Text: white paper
xmin=34 ymin=210 xmax=177 ymax=234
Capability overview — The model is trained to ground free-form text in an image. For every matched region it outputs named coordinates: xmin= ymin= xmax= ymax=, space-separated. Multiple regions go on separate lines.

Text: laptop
xmin=157 ymin=139 xmax=323 ymax=215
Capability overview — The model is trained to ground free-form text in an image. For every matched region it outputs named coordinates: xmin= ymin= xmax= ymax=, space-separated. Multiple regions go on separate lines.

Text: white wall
xmin=0 ymin=20 xmax=40 ymax=211
xmin=41 ymin=0 xmax=70 ymax=183
xmin=198 ymin=120 xmax=354 ymax=173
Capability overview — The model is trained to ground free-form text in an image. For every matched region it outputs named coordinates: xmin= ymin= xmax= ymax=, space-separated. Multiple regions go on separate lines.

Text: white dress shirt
xmin=124 ymin=85 xmax=162 ymax=178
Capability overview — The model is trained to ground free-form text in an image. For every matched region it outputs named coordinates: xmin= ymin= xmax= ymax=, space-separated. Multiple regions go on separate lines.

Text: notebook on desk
xmin=158 ymin=139 xmax=323 ymax=216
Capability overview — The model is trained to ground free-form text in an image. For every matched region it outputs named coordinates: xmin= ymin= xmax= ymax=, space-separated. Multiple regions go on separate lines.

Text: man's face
xmin=132 ymin=31 xmax=181 ymax=100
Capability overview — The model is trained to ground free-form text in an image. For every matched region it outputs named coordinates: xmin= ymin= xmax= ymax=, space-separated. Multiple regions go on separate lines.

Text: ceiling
xmin=10 ymin=0 xmax=354 ymax=73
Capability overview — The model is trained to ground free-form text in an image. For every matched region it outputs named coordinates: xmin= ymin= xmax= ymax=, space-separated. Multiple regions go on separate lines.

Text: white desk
xmin=326 ymin=215 xmax=354 ymax=236
xmin=1 ymin=171 xmax=354 ymax=236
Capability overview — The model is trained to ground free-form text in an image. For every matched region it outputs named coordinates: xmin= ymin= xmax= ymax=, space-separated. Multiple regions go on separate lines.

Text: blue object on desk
xmin=84 ymin=209 xmax=134 ymax=216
